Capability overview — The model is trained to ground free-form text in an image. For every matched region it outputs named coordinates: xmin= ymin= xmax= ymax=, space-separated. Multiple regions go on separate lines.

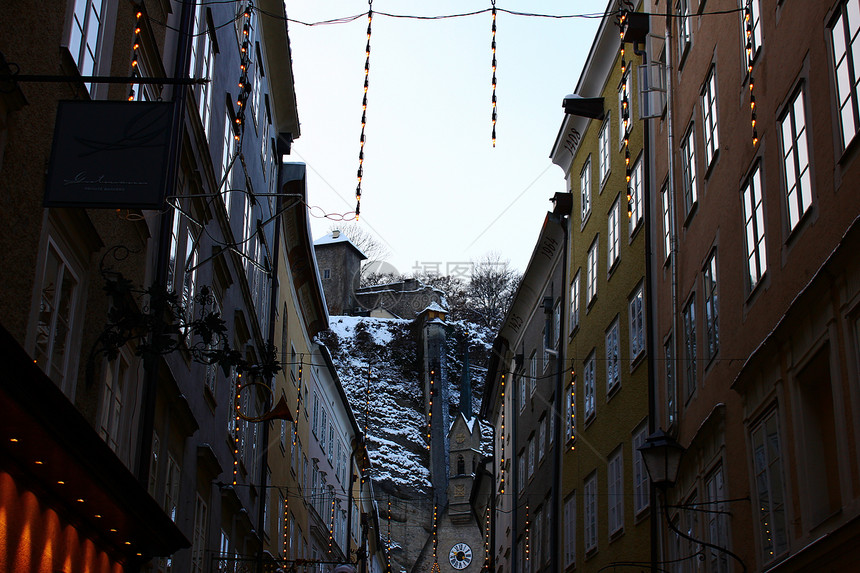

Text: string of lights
xmin=427 ymin=365 xmax=435 ymax=450
xmin=233 ymin=372 xmax=243 ymax=485
xmin=282 ymin=495 xmax=290 ymax=556
xmin=490 ymin=1 xmax=498 ymax=147
xmin=354 ymin=0 xmax=373 ymax=221
xmin=524 ymin=503 xmax=530 ymax=563
xmin=234 ymin=2 xmax=254 ymax=142
xmin=128 ymin=6 xmax=143 ymax=101
xmin=498 ymin=373 xmax=506 ymax=495
xmin=386 ymin=497 xmax=393 ymax=573
xmin=744 ymin=0 xmax=759 ymax=146
xmin=568 ymin=368 xmax=576 ymax=451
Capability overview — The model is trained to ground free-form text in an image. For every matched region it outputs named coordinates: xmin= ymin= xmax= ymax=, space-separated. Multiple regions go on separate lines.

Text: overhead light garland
xmin=233 ymin=373 xmax=243 ymax=485
xmin=432 ymin=502 xmax=439 ymax=568
xmin=128 ymin=6 xmax=143 ymax=101
xmin=328 ymin=491 xmax=336 ymax=552
xmin=427 ymin=365 xmax=435 ymax=450
xmin=387 ymin=497 xmax=393 ymax=573
xmin=235 ymin=2 xmax=254 ymax=143
xmin=355 ymin=0 xmax=373 ymax=220
xmin=293 ymin=356 xmax=303 ymax=447
xmin=483 ymin=505 xmax=491 ymax=570
xmin=618 ymin=10 xmax=633 ymax=219
xmin=744 ymin=0 xmax=758 ymax=146
xmin=491 ymin=0 xmax=498 ymax=147
xmin=569 ymin=368 xmax=577 ymax=450
xmin=524 ymin=503 xmax=530 ymax=563
xmin=288 ymin=490 xmax=290 ymax=557
xmin=499 ymin=373 xmax=506 ymax=494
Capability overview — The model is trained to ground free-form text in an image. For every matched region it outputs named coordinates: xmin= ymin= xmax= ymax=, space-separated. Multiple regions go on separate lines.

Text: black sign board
xmin=45 ymin=100 xmax=174 ymax=209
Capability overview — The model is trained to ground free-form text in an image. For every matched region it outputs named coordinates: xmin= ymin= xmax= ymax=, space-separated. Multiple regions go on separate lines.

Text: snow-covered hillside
xmin=317 ymin=315 xmax=494 ymax=498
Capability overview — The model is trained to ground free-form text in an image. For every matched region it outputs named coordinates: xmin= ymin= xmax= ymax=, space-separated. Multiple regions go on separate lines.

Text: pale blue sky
xmin=286 ymin=1 xmax=601 ymax=275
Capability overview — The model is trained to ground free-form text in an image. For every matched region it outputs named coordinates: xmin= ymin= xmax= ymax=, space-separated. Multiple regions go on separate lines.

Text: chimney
xmin=332 ymin=229 xmax=340 ymax=238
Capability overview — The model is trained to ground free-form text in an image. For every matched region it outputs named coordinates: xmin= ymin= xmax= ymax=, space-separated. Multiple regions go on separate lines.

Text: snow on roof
xmin=314 ymin=231 xmax=368 ymax=259
xmin=423 ymin=301 xmax=448 ymax=313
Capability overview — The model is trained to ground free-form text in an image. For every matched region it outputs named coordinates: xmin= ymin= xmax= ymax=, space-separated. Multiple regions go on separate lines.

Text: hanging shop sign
xmin=45 ymin=100 xmax=173 ymax=209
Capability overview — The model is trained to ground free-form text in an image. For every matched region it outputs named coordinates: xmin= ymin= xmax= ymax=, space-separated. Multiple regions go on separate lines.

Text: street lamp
xmin=637 ymin=428 xmax=685 ymax=489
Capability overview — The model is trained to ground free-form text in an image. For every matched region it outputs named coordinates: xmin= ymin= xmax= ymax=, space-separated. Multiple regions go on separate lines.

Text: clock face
xmin=449 ymin=543 xmax=472 ymax=570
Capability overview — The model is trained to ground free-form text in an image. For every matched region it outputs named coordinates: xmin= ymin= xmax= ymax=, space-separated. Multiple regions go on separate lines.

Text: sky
xmin=285 ymin=1 xmax=602 ymax=276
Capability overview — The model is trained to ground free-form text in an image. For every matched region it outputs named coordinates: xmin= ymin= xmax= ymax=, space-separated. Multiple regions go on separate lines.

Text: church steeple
xmin=461 ymin=346 xmax=473 ymax=421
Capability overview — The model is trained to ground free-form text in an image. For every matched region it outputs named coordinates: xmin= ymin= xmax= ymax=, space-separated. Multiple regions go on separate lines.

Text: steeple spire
xmin=461 ymin=346 xmax=473 ymax=421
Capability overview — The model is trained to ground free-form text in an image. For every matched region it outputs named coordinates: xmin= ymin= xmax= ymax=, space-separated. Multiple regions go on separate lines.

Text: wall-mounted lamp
xmin=638 ymin=428 xmax=685 ymax=489
xmin=562 ymin=95 xmax=605 ymax=120
xmin=638 ymin=429 xmax=748 ymax=573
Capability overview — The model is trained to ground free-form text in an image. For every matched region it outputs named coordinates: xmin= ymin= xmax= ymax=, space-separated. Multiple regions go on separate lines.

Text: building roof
xmin=314 ymin=231 xmax=368 ymax=260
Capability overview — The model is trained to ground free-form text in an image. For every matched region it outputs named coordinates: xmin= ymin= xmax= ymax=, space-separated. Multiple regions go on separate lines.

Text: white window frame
xmin=629 ymin=155 xmax=644 ymax=232
xmin=99 ymin=349 xmax=131 ymax=460
xmin=681 ymin=125 xmax=698 ymax=214
xmin=831 ymin=1 xmax=860 ymax=149
xmin=702 ymin=67 xmax=720 ymax=168
xmin=629 ymin=284 xmax=645 ymax=362
xmin=677 ymin=0 xmax=692 ymax=60
xmin=751 ymin=409 xmax=789 ymax=563
xmin=564 ymin=494 xmax=576 ymax=567
xmin=703 ymin=252 xmax=719 ymax=360
xmin=780 ymin=87 xmax=813 ymax=230
xmin=584 ymin=352 xmax=596 ymax=421
xmin=33 ymin=235 xmax=84 ymax=398
xmin=529 ymin=351 xmax=537 ymax=396
xmin=608 ymin=449 xmax=624 ymax=535
xmin=742 ymin=163 xmax=767 ymax=289
xmin=608 ymin=198 xmax=620 ymax=269
xmin=581 ymin=157 xmax=592 ymax=221
xmin=633 ymin=425 xmax=650 ymax=515
xmin=66 ymin=0 xmax=112 ymax=95
xmin=683 ymin=295 xmax=697 ymax=400
xmin=587 ymin=238 xmax=598 ymax=305
xmin=528 ymin=436 xmax=535 ymax=479
xmin=742 ymin=0 xmax=763 ymax=59
xmin=191 ymin=494 xmax=208 ymax=572
xmin=570 ymin=271 xmax=581 ymax=332
xmin=538 ymin=417 xmax=546 ymax=462
xmin=606 ymin=319 xmax=620 ymax=394
xmin=706 ymin=465 xmax=729 ymax=573
xmin=164 ymin=453 xmax=181 ymax=521
xmin=598 ymin=115 xmax=611 ymax=184
xmin=661 ymin=181 xmax=673 ymax=263
xmin=584 ymin=472 xmax=598 ymax=553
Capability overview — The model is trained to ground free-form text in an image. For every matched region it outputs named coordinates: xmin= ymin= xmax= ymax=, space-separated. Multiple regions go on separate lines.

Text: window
xmin=519 ymin=371 xmax=527 ymax=412
xmin=323 ymin=268 xmax=331 ymax=279
xmin=608 ymin=198 xmax=620 ymax=268
xmin=633 ymin=426 xmax=650 ymax=515
xmin=608 ymin=449 xmax=624 ymax=535
xmin=190 ymin=3 xmax=215 ymax=137
xmin=204 ymin=296 xmax=221 ymax=395
xmin=587 ymin=238 xmax=598 ymax=304
xmin=564 ymin=494 xmax=576 ymax=567
xmin=780 ymin=87 xmax=812 ymax=230
xmin=683 ymin=296 xmax=697 ymax=399
xmin=191 ymin=494 xmax=208 ymax=572
xmin=703 ymin=252 xmax=719 ymax=360
xmin=598 ymin=116 xmax=611 ymax=183
xmin=629 ymin=155 xmax=644 ymax=231
xmin=312 ymin=391 xmax=319 ymax=437
xmin=320 ymin=408 xmax=328 ymax=450
xmin=831 ymin=1 xmax=860 ymax=149
xmin=518 ymin=451 xmax=525 ymax=493
xmin=166 ymin=213 xmax=181 ymax=293
xmin=702 ymin=68 xmax=720 ymax=167
xmin=584 ymin=352 xmax=596 ymax=421
xmin=528 ymin=436 xmax=535 ymax=479
xmin=581 ymin=158 xmax=592 ymax=221
xmin=148 ymin=431 xmax=160 ymax=497
xmin=67 ymin=0 xmax=107 ymax=94
xmin=549 ymin=401 xmax=556 ymax=445
xmin=34 ymin=238 xmax=82 ymax=394
xmin=606 ymin=319 xmax=620 ymax=394
xmin=165 ymin=453 xmax=181 ymax=521
xmin=629 ymin=285 xmax=645 ymax=361
xmin=681 ymin=126 xmax=698 ymax=214
xmin=661 ymin=181 xmax=673 ymax=262
xmin=182 ymin=229 xmax=198 ymax=336
xmin=99 ymin=351 xmax=130 ymax=459
xmin=328 ymin=424 xmax=335 ymax=465
xmin=751 ymin=410 xmax=788 ymax=563
xmin=706 ymin=466 xmax=729 ymax=573
xmin=742 ymin=163 xmax=767 ymax=288
xmin=665 ymin=334 xmax=676 ymax=427
xmin=222 ymin=109 xmax=237 ymax=213
xmin=677 ymin=0 xmax=692 ymax=59
xmin=538 ymin=417 xmax=546 ymax=461
xmin=743 ymin=0 xmax=762 ymax=58
xmin=570 ymin=271 xmax=581 ymax=332
xmin=584 ymin=472 xmax=598 ymax=552
xmin=534 ymin=507 xmax=543 ymax=565
xmin=529 ymin=351 xmax=537 ymax=396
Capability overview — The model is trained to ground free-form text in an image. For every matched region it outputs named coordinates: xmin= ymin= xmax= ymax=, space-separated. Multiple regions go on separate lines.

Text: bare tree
xmin=328 ymin=222 xmax=392 ymax=263
xmin=464 ymin=252 xmax=521 ymax=331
